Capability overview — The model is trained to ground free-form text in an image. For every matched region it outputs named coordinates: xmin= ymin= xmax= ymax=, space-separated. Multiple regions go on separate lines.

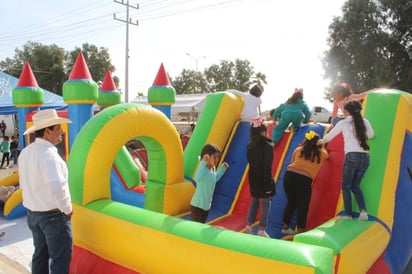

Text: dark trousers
xmin=1 ymin=152 xmax=9 ymax=167
xmin=11 ymin=149 xmax=19 ymax=165
xmin=191 ymin=205 xmax=209 ymax=223
xmin=27 ymin=210 xmax=73 ymax=274
xmin=282 ymin=170 xmax=312 ymax=229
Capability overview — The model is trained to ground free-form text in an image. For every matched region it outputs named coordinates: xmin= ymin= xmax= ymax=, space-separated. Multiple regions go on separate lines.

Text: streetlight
xmin=186 ymin=52 xmax=206 ymax=72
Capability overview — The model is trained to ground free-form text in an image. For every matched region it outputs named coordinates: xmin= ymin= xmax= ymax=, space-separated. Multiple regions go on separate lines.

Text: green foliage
xmin=171 ymin=69 xmax=208 ymax=94
xmin=0 ymin=41 xmax=117 ymax=96
xmin=171 ymin=59 xmax=267 ymax=94
xmin=322 ymin=0 xmax=412 ymax=101
xmin=0 ymin=41 xmax=66 ymax=95
xmin=67 ymin=43 xmax=118 ymax=87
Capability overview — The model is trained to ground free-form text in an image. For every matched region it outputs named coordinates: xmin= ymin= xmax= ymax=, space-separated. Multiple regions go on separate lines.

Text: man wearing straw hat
xmin=18 ymin=109 xmax=73 ymax=274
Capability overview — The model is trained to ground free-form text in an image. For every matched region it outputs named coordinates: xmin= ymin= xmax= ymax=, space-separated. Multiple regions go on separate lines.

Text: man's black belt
xmin=28 ymin=208 xmax=61 ymax=213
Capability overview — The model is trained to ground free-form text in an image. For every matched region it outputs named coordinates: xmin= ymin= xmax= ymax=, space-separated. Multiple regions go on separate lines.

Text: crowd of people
xmin=0 ymin=135 xmax=20 ymax=169
xmin=195 ymin=82 xmax=374 ymax=237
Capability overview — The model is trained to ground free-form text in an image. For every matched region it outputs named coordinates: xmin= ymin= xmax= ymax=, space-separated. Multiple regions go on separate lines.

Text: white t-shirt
xmin=228 ymin=89 xmax=262 ymax=121
xmin=321 ymin=116 xmax=374 ymax=153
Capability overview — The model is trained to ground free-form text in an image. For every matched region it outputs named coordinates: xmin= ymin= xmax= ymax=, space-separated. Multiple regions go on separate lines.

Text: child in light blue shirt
xmin=191 ymin=144 xmax=229 ymax=223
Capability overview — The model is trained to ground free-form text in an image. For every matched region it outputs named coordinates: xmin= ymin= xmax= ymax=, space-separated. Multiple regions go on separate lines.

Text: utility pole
xmin=186 ymin=53 xmax=206 ymax=94
xmin=186 ymin=52 xmax=206 ymax=72
xmin=114 ymin=0 xmax=139 ymax=103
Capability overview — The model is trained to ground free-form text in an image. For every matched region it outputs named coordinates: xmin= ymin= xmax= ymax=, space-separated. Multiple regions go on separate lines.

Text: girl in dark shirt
xmin=245 ymin=118 xmax=275 ymax=237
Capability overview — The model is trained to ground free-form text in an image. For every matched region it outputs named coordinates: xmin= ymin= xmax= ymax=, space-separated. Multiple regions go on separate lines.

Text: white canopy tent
xmin=132 ymin=93 xmax=208 ymax=115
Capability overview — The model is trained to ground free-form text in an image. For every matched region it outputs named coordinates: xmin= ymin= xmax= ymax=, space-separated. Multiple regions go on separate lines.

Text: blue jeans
xmin=332 ymin=117 xmax=343 ymax=126
xmin=27 ymin=210 xmax=73 ymax=274
xmin=11 ymin=149 xmax=19 ymax=165
xmin=342 ymin=152 xmax=370 ymax=216
xmin=247 ymin=197 xmax=271 ymax=228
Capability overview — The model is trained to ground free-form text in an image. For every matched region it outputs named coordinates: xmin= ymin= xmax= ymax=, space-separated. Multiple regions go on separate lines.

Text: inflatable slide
xmin=68 ymin=90 xmax=411 ymax=273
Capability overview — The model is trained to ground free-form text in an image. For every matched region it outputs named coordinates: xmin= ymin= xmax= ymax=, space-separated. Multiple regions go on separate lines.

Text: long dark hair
xmin=286 ymin=89 xmax=303 ymax=104
xmin=344 ymin=100 xmax=369 ymax=150
xmin=299 ymin=131 xmax=322 ymax=163
xmin=249 ymin=124 xmax=267 ymax=148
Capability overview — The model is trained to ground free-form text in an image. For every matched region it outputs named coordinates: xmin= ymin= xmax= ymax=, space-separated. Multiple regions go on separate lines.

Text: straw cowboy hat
xmin=24 ymin=109 xmax=72 ymax=135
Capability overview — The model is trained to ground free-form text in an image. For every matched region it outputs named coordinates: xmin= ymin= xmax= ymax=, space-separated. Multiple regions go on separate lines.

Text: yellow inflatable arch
xmin=69 ymin=103 xmax=193 ymax=215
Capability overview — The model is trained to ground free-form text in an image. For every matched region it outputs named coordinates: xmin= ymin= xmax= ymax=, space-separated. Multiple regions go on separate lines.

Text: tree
xmin=67 ymin=43 xmax=119 ymax=88
xmin=0 ymin=41 xmax=118 ymax=96
xmin=172 ymin=69 xmax=208 ymax=94
xmin=0 ymin=41 xmax=66 ymax=95
xmin=171 ymin=59 xmax=267 ymax=94
xmin=322 ymin=0 xmax=411 ymax=101
xmin=379 ymin=0 xmax=412 ymax=92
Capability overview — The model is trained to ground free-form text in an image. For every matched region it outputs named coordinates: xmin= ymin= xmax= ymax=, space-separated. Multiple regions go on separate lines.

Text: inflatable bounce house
xmin=1 ymin=52 xmax=411 ymax=273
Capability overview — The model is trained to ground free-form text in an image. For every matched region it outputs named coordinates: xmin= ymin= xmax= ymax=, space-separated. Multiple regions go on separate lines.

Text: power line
xmin=0 ymin=0 xmax=265 ymax=51
xmin=0 ymin=0 xmax=108 ymax=40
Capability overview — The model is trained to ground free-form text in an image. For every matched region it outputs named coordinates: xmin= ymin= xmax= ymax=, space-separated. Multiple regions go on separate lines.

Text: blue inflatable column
xmin=12 ymin=62 xmax=44 ymax=149
xmin=63 ymin=52 xmax=98 ymax=148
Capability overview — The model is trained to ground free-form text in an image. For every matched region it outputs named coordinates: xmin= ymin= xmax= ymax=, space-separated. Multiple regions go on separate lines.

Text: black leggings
xmin=282 ymin=170 xmax=312 ymax=229
xmin=191 ymin=205 xmax=209 ymax=223
xmin=1 ymin=152 xmax=9 ymax=167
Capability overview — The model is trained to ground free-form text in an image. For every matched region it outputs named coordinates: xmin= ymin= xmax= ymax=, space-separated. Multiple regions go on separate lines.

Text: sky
xmin=0 ymin=0 xmax=347 ymax=112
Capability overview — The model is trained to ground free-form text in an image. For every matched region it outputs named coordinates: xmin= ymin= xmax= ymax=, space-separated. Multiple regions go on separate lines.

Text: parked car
xmin=311 ymin=106 xmax=333 ymax=123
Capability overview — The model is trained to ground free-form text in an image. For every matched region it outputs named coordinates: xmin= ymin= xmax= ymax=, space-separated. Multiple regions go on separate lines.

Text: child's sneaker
xmin=281 ymin=228 xmax=296 ymax=235
xmin=358 ymin=212 xmax=368 ymax=220
xmin=338 ymin=215 xmax=353 ymax=220
xmin=244 ymin=225 xmax=253 ymax=234
xmin=257 ymin=230 xmax=270 ymax=237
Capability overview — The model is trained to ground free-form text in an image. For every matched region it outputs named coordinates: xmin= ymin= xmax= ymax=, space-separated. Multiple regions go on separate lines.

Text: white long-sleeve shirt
xmin=228 ymin=89 xmax=262 ymax=121
xmin=18 ymin=138 xmax=72 ymax=214
xmin=321 ymin=116 xmax=374 ymax=154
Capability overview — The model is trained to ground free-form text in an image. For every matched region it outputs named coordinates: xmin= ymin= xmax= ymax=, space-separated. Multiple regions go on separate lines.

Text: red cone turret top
xmin=17 ymin=62 xmax=39 ymax=87
xmin=97 ymin=69 xmax=121 ymax=107
xmin=148 ymin=63 xmax=175 ymax=110
xmin=100 ymin=70 xmax=117 ymax=91
xmin=152 ymin=63 xmax=171 ymax=86
xmin=69 ymin=51 xmax=93 ymax=80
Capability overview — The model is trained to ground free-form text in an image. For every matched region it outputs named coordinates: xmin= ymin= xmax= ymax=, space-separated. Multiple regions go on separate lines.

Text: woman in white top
xmin=318 ymin=100 xmax=374 ymax=220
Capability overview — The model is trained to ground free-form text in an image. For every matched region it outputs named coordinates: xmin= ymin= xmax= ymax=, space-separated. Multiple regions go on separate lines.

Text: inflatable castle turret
xmin=63 ymin=52 xmax=98 ymax=148
xmin=97 ymin=69 xmax=121 ymax=109
xmin=12 ymin=62 xmax=44 ymax=148
xmin=147 ymin=63 xmax=175 ymax=120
